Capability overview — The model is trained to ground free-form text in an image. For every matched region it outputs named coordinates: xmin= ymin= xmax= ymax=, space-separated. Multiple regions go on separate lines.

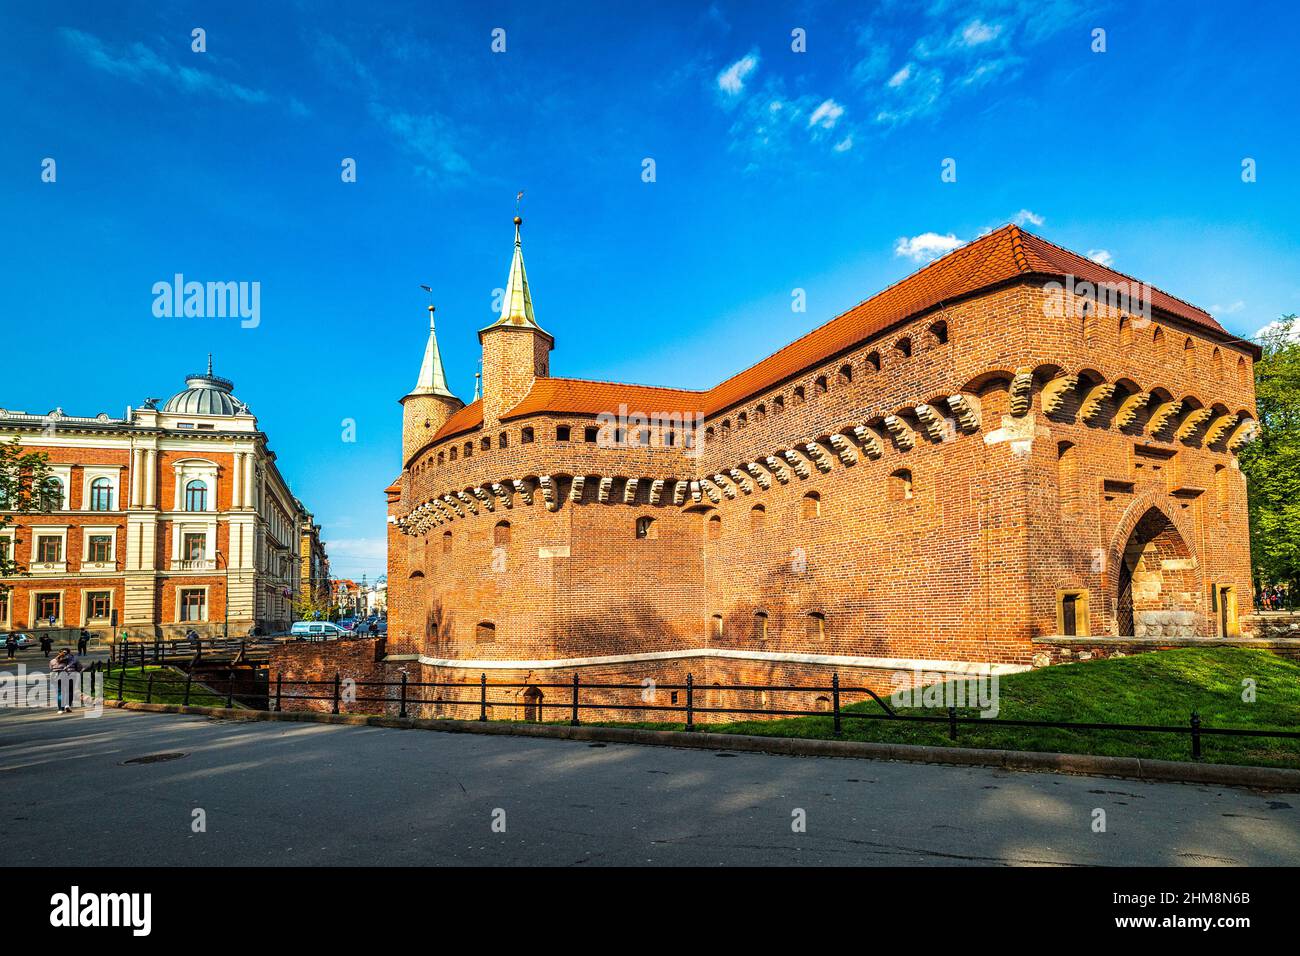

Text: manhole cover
xmin=122 ymin=752 xmax=188 ymax=765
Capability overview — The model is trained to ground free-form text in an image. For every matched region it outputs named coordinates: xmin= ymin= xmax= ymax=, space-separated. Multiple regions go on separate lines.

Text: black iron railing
xmin=257 ymin=670 xmax=1300 ymax=763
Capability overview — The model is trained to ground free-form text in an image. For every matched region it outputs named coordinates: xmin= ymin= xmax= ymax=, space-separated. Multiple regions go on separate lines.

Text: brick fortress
xmin=381 ymin=219 xmax=1259 ymax=719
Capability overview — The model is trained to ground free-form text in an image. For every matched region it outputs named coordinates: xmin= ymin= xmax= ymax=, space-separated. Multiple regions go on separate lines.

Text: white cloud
xmin=323 ymin=536 xmax=388 ymax=576
xmin=1255 ymin=318 xmax=1300 ymax=342
xmin=895 ymin=232 xmax=965 ymax=262
xmin=960 ymin=19 xmax=1003 ymax=47
xmin=717 ymin=52 xmax=759 ymax=96
xmin=833 ymin=135 xmax=854 ymax=153
xmin=1013 ymin=209 xmax=1045 ymax=227
xmin=1210 ymin=301 xmax=1246 ymax=316
xmin=1087 ymin=249 xmax=1114 ymax=267
xmin=887 ymin=64 xmax=913 ymax=88
xmin=368 ymin=103 xmax=471 ymax=178
xmin=808 ymin=99 xmax=844 ymax=129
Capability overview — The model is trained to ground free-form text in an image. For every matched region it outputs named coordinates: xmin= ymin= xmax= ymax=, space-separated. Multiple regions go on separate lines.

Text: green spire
xmin=410 ymin=305 xmax=458 ymax=400
xmin=481 ymin=216 xmax=549 ymax=337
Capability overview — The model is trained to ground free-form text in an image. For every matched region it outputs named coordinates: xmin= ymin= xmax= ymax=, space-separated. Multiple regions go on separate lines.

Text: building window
xmin=0 ymin=591 xmax=8 ymax=623
xmin=584 ymin=426 xmax=598 ymax=443
xmin=801 ymin=492 xmax=820 ymax=520
xmin=87 ymin=591 xmax=111 ymax=620
xmin=36 ymin=593 xmax=61 ymax=622
xmin=183 ymin=533 xmax=206 ymax=560
xmin=494 ymin=521 xmax=511 ymax=546
xmin=707 ymin=514 xmax=721 ymax=539
xmin=521 ymin=427 xmax=535 ymax=444
xmin=773 ymin=395 xmax=785 ymax=414
xmin=793 ymin=386 xmax=806 ymax=405
xmin=179 ymin=588 xmax=207 ymax=622
xmin=737 ymin=412 xmax=748 ymax=428
xmin=1237 ymin=356 xmax=1248 ymax=385
xmin=928 ymin=320 xmax=949 ymax=346
xmin=1118 ymin=315 xmax=1132 ymax=347
xmin=88 ymin=535 xmax=113 ymax=563
xmin=806 ymin=611 xmax=826 ymax=641
xmin=0 ymin=537 xmax=9 ymax=563
xmin=895 ymin=337 xmax=912 ymax=358
xmin=475 ymin=621 xmax=496 ymax=644
xmin=481 ymin=436 xmax=491 ymax=450
xmin=1183 ymin=338 xmax=1196 ymax=369
xmin=814 ymin=376 xmax=828 ymax=394
xmin=442 ymin=531 xmax=452 ymax=553
xmin=1057 ymin=590 xmax=1089 ymax=637
xmin=523 ymin=686 xmax=543 ymax=722
xmin=464 ymin=441 xmax=473 ymax=458
xmin=498 ymin=431 xmax=509 ymax=449
xmin=750 ymin=504 xmax=766 ymax=530
xmin=36 ymin=535 xmax=62 ymax=563
xmin=635 ymin=516 xmax=657 ymax=539
xmin=449 ymin=447 xmax=458 ymax=461
xmin=43 ymin=477 xmax=65 ymax=510
xmin=755 ymin=403 xmax=767 ymax=421
xmin=866 ymin=351 xmax=881 ymax=372
xmin=837 ymin=364 xmax=853 ymax=385
xmin=184 ymin=480 xmax=208 ymax=512
xmin=556 ymin=425 xmax=571 ymax=441
xmin=754 ymin=610 xmax=768 ymax=642
xmin=89 ymin=477 xmax=113 ymax=511
xmin=711 ymin=614 xmax=724 ymax=639
xmin=889 ymin=469 xmax=914 ymax=502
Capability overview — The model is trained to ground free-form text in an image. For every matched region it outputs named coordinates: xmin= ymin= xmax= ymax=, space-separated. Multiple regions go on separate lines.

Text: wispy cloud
xmin=959 ymin=19 xmax=1003 ymax=47
xmin=717 ymin=51 xmax=759 ymax=96
xmin=368 ymin=102 xmax=470 ymax=180
xmin=59 ymin=28 xmax=302 ymax=113
xmin=1210 ymin=300 xmax=1246 ymax=316
xmin=1013 ymin=209 xmax=1045 ymax=227
xmin=323 ymin=536 xmax=387 ymax=575
xmin=895 ymin=232 xmax=964 ymax=263
xmin=1087 ymin=248 xmax=1114 ymax=267
xmin=808 ymin=99 xmax=844 ymax=130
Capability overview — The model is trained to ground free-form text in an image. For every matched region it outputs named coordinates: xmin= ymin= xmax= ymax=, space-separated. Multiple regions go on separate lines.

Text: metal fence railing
xmin=262 ymin=671 xmax=1300 ymax=763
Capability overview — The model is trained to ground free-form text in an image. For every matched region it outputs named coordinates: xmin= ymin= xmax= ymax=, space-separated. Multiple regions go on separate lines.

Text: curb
xmin=101 ymin=700 xmax=1300 ymax=791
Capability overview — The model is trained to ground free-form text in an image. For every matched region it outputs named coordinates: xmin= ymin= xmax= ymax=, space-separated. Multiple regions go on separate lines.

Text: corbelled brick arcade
xmin=381 ymin=220 xmax=1259 ymax=718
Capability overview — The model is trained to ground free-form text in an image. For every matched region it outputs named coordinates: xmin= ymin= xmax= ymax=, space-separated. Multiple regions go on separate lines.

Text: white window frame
xmin=82 ymin=589 xmax=114 ymax=625
xmin=30 ymin=589 xmax=65 ymax=627
xmin=173 ymin=459 xmax=219 ymax=514
xmin=0 ymin=528 xmax=15 ymax=570
xmin=176 ymin=584 xmax=210 ymax=623
xmin=81 ymin=526 xmax=119 ymax=573
xmin=29 ymin=525 xmax=70 ymax=574
xmin=46 ymin=465 xmax=72 ymax=512
xmin=82 ymin=467 xmax=123 ymax=513
xmin=171 ymin=520 xmax=217 ymax=571
xmin=0 ymin=587 xmax=11 ymax=627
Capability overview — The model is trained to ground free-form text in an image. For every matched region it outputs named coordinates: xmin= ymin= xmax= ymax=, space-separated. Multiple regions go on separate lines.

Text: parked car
xmin=12 ymin=633 xmax=32 ymax=648
xmin=289 ymin=621 xmax=350 ymax=641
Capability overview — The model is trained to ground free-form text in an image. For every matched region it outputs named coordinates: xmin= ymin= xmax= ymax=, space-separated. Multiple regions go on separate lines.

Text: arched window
xmin=814 ymin=375 xmax=828 ymax=394
xmin=895 ymin=337 xmax=912 ymax=358
xmin=1183 ymin=338 xmax=1196 ymax=369
xmin=754 ymin=610 xmax=768 ymax=641
xmin=437 ymin=452 xmax=445 ymax=465
xmin=494 ymin=521 xmax=511 ymax=546
xmin=737 ymin=411 xmax=748 ymax=428
xmin=1237 ymin=356 xmax=1248 ymax=385
xmin=43 ymin=477 xmax=65 ymax=510
xmin=705 ymin=427 xmax=715 ymax=443
xmin=89 ymin=477 xmax=112 ymax=511
xmin=711 ymin=614 xmax=724 ymax=639
xmin=928 ymin=320 xmax=949 ymax=346
xmin=866 ymin=351 xmax=881 ymax=372
xmin=889 ymin=469 xmax=913 ymax=502
xmin=1057 ymin=441 xmax=1077 ymax=514
xmin=750 ymin=504 xmax=766 ymax=530
xmin=806 ymin=611 xmax=826 ymax=642
xmin=837 ymin=364 xmax=853 ymax=385
xmin=801 ymin=492 xmax=820 ymax=520
xmin=773 ymin=395 xmax=785 ymax=414
xmin=814 ymin=695 xmax=831 ymax=713
xmin=755 ymin=403 xmax=766 ymax=421
xmin=449 ymin=446 xmax=458 ymax=461
xmin=475 ymin=622 xmax=496 ymax=644
xmin=1212 ymin=348 xmax=1223 ymax=377
xmin=1153 ymin=326 xmax=1165 ymax=352
xmin=184 ymin=480 xmax=207 ymax=512
xmin=720 ymin=419 xmax=731 ymax=437
xmin=1118 ymin=314 xmax=1132 ymax=347
xmin=499 ymin=431 xmax=509 ymax=449
xmin=707 ymin=513 xmax=722 ymax=539
xmin=635 ymin=516 xmax=657 ymax=539
xmin=464 ymin=441 xmax=473 ymax=458
xmin=442 ymin=530 xmax=452 ymax=553
xmin=793 ymin=386 xmax=806 ymax=405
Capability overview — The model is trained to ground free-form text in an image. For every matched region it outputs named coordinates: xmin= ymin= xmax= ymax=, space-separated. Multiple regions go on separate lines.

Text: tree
xmin=1239 ymin=315 xmax=1300 ymax=599
xmin=290 ymin=585 xmax=334 ymax=623
xmin=0 ymin=438 xmax=56 ymax=598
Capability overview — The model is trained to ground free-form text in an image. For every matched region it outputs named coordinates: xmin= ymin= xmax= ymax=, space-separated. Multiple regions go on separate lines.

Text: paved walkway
xmin=1 ymin=707 xmax=1296 ymax=866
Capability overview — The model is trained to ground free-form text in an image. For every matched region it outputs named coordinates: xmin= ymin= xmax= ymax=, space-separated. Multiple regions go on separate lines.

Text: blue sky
xmin=2 ymin=0 xmax=1297 ymax=578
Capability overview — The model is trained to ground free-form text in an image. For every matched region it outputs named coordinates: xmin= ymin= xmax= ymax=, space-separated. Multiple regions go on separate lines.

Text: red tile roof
xmin=426 ymin=225 xmax=1242 ymax=444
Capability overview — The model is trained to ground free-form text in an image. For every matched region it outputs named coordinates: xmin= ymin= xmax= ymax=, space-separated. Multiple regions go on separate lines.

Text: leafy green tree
xmin=1240 ymin=315 xmax=1300 ymax=599
xmin=0 ymin=438 xmax=57 ymax=599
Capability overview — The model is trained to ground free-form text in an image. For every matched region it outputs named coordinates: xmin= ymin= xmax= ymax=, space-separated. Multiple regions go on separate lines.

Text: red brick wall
xmin=270 ymin=637 xmax=390 ymax=714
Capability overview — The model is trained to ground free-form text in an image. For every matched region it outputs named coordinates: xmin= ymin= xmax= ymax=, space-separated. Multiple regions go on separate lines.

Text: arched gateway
xmin=1113 ymin=505 xmax=1204 ymax=638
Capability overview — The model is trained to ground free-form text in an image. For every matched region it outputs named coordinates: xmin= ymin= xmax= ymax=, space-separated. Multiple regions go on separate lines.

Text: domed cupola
xmin=162 ymin=355 xmax=249 ymax=416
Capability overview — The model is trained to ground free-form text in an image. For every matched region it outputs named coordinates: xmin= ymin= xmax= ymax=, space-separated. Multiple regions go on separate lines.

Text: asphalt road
xmin=1 ymin=707 xmax=1297 ymax=866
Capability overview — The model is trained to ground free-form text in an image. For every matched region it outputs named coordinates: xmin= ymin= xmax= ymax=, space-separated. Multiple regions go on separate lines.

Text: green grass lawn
xmin=103 ymin=665 xmax=233 ymax=708
xmin=586 ymin=648 xmax=1300 ymax=769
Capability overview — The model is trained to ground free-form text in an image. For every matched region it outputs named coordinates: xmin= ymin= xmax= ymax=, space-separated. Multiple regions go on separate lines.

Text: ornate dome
xmin=162 ymin=357 xmax=249 ymax=416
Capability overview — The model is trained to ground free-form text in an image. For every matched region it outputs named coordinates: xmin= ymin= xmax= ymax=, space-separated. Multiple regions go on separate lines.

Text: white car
xmin=289 ymin=621 xmax=349 ymax=641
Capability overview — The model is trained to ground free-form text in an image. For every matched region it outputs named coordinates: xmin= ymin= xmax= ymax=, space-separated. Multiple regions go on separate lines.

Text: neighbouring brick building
xmin=374 ymin=219 xmax=1259 ymax=721
xmin=0 ymin=359 xmax=322 ymax=639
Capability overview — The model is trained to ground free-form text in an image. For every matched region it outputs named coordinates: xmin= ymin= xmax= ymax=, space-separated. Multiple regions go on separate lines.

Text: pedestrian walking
xmin=40 ymin=634 xmax=52 ymax=658
xmin=77 ymin=629 xmax=89 ymax=656
xmin=49 ymin=648 xmax=83 ymax=713
xmin=5 ymin=632 xmax=17 ymax=660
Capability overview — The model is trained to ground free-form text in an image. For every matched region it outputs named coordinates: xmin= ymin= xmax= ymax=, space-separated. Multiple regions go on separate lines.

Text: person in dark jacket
xmin=49 ymin=649 xmax=84 ymax=713
xmin=5 ymin=633 xmax=16 ymax=660
xmin=77 ymin=630 xmax=90 ymax=655
xmin=39 ymin=634 xmax=52 ymax=658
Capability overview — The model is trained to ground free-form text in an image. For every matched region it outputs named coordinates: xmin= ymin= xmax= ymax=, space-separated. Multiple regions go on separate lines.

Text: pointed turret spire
xmin=481 ymin=216 xmax=548 ymax=336
xmin=473 ymin=371 xmax=481 ymax=401
xmin=409 ymin=304 xmax=458 ymax=400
